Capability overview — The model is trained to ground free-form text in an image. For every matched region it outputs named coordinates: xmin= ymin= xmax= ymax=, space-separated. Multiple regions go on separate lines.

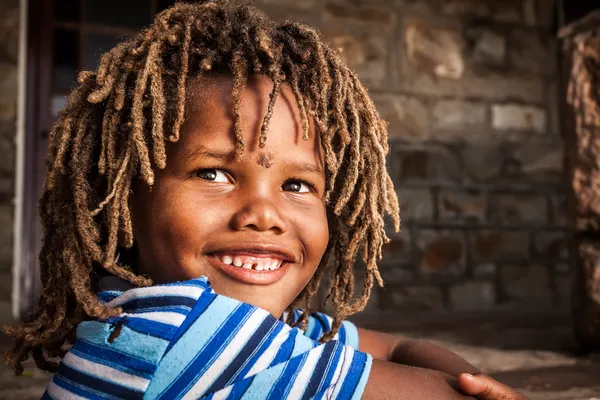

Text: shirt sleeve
xmin=303 ymin=311 xmax=361 ymax=350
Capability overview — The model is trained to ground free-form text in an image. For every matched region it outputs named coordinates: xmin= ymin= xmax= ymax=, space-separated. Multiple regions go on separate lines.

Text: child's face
xmin=130 ymin=74 xmax=328 ymax=317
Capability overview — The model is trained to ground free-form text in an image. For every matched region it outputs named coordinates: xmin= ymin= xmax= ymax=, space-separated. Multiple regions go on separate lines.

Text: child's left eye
xmin=282 ymin=180 xmax=311 ymax=193
xmin=195 ymin=168 xmax=229 ymax=183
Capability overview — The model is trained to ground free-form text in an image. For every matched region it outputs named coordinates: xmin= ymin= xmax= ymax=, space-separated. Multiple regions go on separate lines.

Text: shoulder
xmin=289 ymin=309 xmax=360 ymax=349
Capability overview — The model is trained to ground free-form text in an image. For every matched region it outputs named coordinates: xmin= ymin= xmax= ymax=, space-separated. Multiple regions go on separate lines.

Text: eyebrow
xmin=285 ymin=160 xmax=325 ymax=178
xmin=183 ymin=146 xmax=235 ymax=162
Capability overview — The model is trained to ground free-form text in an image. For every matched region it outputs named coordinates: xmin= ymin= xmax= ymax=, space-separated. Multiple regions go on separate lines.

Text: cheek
xmin=298 ymin=205 xmax=329 ymax=265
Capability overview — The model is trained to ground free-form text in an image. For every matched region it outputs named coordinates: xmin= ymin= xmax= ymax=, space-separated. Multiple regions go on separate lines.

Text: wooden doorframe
xmin=16 ymin=0 xmax=53 ymax=319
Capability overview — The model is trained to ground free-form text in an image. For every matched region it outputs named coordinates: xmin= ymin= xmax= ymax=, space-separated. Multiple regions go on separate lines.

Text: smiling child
xmin=4 ymin=1 xmax=526 ymax=399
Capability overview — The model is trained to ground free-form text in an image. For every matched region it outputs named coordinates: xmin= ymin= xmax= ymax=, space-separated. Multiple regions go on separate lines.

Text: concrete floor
xmin=1 ymin=310 xmax=599 ymax=399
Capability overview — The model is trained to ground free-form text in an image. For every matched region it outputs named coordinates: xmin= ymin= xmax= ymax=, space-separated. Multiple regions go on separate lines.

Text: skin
xmin=130 ymin=74 xmax=526 ymax=400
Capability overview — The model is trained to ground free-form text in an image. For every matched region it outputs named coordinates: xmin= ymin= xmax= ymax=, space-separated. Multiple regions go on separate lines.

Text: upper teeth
xmin=216 ymin=255 xmax=284 ymax=271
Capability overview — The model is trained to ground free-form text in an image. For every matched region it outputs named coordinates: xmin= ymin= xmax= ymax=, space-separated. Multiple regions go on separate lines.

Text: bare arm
xmin=358 ymin=328 xmax=479 ymax=377
xmin=363 ymin=359 xmax=477 ymax=400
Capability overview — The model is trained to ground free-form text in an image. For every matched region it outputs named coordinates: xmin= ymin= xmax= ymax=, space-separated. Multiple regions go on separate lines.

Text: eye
xmin=282 ymin=180 xmax=311 ymax=193
xmin=195 ymin=168 xmax=229 ymax=183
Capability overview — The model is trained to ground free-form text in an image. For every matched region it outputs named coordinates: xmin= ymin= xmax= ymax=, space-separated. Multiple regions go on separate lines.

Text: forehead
xmin=173 ymin=74 xmax=322 ymax=161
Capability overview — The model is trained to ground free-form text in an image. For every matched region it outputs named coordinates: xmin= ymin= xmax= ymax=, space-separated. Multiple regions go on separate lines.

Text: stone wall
xmin=0 ymin=0 xmax=19 ymax=319
xmin=258 ymin=0 xmax=566 ymax=314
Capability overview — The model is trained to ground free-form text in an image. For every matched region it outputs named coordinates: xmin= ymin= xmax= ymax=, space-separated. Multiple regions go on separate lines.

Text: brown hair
xmin=3 ymin=0 xmax=399 ymax=374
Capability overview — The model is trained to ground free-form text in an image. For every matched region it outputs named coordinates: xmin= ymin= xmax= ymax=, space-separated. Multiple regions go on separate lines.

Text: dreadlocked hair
xmin=3 ymin=0 xmax=400 ymax=374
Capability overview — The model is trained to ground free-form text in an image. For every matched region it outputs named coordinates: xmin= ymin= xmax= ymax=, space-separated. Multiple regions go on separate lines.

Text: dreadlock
xmin=3 ymin=0 xmax=399 ymax=374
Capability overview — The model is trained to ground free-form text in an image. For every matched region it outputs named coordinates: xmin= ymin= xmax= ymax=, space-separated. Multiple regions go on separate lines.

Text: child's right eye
xmin=195 ymin=168 xmax=229 ymax=183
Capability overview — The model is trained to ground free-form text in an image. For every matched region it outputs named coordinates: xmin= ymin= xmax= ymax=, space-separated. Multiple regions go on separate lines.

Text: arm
xmin=358 ymin=328 xmax=479 ymax=377
xmin=358 ymin=328 xmax=529 ymax=400
xmin=362 ymin=359 xmax=477 ymax=400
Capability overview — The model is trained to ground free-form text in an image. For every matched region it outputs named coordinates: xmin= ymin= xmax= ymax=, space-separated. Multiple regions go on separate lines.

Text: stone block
xmin=0 ymin=2 xmax=19 ymax=62
xmin=322 ymin=26 xmax=389 ymax=89
xmin=378 ymin=262 xmax=415 ymax=283
xmin=461 ymin=141 xmax=504 ymax=182
xmin=441 ymin=0 xmax=491 ymax=18
xmin=324 ymin=2 xmax=396 ymax=27
xmin=0 ymin=271 xmax=11 ymax=303
xmin=547 ymin=81 xmax=561 ymax=136
xmin=489 ymin=0 xmax=522 ymax=23
xmin=523 ymin=0 xmax=537 ymax=26
xmin=466 ymin=27 xmax=507 ymax=67
xmin=439 ymin=189 xmax=486 ymax=221
xmin=538 ymin=0 xmax=555 ymax=27
xmin=488 ymin=194 xmax=547 ymax=224
xmin=401 ymin=67 xmax=545 ymax=103
xmin=397 ymin=187 xmax=433 ymax=221
xmin=450 ymin=280 xmax=496 ymax=310
xmin=382 ymin=231 xmax=411 ymax=263
xmin=0 ymin=129 xmax=15 ymax=174
xmin=0 ymin=203 xmax=12 ymax=270
xmin=499 ymin=263 xmax=553 ymax=305
xmin=506 ymin=139 xmax=564 ymax=183
xmin=417 ymin=230 xmax=466 ymax=277
xmin=550 ymin=195 xmax=567 ymax=226
xmin=381 ymin=284 xmax=445 ymax=311
xmin=392 ymin=144 xmax=461 ymax=183
xmin=258 ymin=0 xmax=316 ymax=11
xmin=474 ymin=262 xmax=497 ymax=277
xmin=509 ymin=29 xmax=554 ymax=76
xmin=0 ymin=62 xmax=17 ymax=121
xmin=492 ymin=104 xmax=547 ymax=133
xmin=373 ymin=94 xmax=429 ymax=141
xmin=471 ymin=230 xmax=530 ymax=262
xmin=431 ymin=99 xmax=487 ymax=134
xmin=404 ymin=21 xmax=465 ymax=80
xmin=535 ymin=231 xmax=568 ymax=262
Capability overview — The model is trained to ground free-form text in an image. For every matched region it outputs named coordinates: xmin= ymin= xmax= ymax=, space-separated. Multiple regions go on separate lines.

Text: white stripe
xmin=324 ymin=345 xmax=346 ymax=399
xmin=46 ymin=379 xmax=89 ymax=400
xmin=182 ymin=309 xmax=267 ymax=400
xmin=106 ymin=285 xmax=203 ymax=307
xmin=63 ymin=352 xmax=150 ymax=391
xmin=330 ymin=346 xmax=354 ymax=399
xmin=211 ymin=385 xmax=234 ymax=400
xmin=123 ymin=311 xmax=186 ymax=326
xmin=287 ymin=345 xmax=325 ymax=399
xmin=244 ymin=324 xmax=292 ymax=378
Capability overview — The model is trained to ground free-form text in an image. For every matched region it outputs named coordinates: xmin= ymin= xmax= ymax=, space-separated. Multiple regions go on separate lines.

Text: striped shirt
xmin=42 ymin=276 xmax=372 ymax=399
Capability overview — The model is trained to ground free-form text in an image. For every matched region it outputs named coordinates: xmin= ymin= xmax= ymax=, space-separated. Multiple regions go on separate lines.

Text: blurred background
xmin=0 ymin=0 xmax=600 ymax=398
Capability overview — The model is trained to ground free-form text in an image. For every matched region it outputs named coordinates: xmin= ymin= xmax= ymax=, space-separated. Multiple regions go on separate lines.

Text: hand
xmin=458 ymin=373 xmax=529 ymax=400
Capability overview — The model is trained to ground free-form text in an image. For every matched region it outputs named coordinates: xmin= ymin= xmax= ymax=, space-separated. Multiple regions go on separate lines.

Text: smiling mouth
xmin=212 ymin=254 xmax=284 ymax=271
xmin=207 ymin=250 xmax=292 ymax=285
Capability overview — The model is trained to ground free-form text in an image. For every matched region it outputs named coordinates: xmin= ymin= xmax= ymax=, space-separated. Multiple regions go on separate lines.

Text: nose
xmin=230 ymin=195 xmax=288 ymax=234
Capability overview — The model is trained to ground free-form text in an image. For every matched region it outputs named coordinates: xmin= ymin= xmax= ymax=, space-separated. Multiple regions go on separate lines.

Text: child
xmin=4 ymin=1 xmax=527 ymax=399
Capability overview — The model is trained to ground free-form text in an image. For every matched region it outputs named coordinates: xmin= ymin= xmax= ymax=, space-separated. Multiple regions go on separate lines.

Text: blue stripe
xmin=266 ymin=352 xmax=307 ymax=400
xmin=320 ymin=342 xmax=344 ymax=394
xmin=70 ymin=339 xmax=156 ymax=378
xmin=57 ymin=363 xmax=144 ymax=399
xmin=270 ymin=329 xmax=298 ymax=367
xmin=206 ymin=314 xmax=276 ymax=392
xmin=124 ymin=305 xmax=192 ymax=315
xmin=77 ymin=322 xmax=169 ymax=364
xmin=157 ymin=303 xmax=255 ymax=399
xmin=144 ymin=295 xmax=239 ymax=399
xmin=53 ymin=374 xmax=116 ymax=400
xmin=338 ymin=322 xmax=347 ymax=344
xmin=235 ymin=322 xmax=285 ymax=380
xmin=225 ymin=376 xmax=254 ymax=400
xmin=40 ymin=391 xmax=53 ymax=400
xmin=302 ymin=341 xmax=336 ymax=399
xmin=337 ymin=350 xmax=369 ymax=399
xmin=123 ymin=317 xmax=178 ymax=340
xmin=164 ymin=289 xmax=216 ymax=354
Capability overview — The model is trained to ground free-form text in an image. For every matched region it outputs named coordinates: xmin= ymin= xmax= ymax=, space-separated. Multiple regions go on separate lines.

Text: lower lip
xmin=207 ymin=257 xmax=290 ymax=285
